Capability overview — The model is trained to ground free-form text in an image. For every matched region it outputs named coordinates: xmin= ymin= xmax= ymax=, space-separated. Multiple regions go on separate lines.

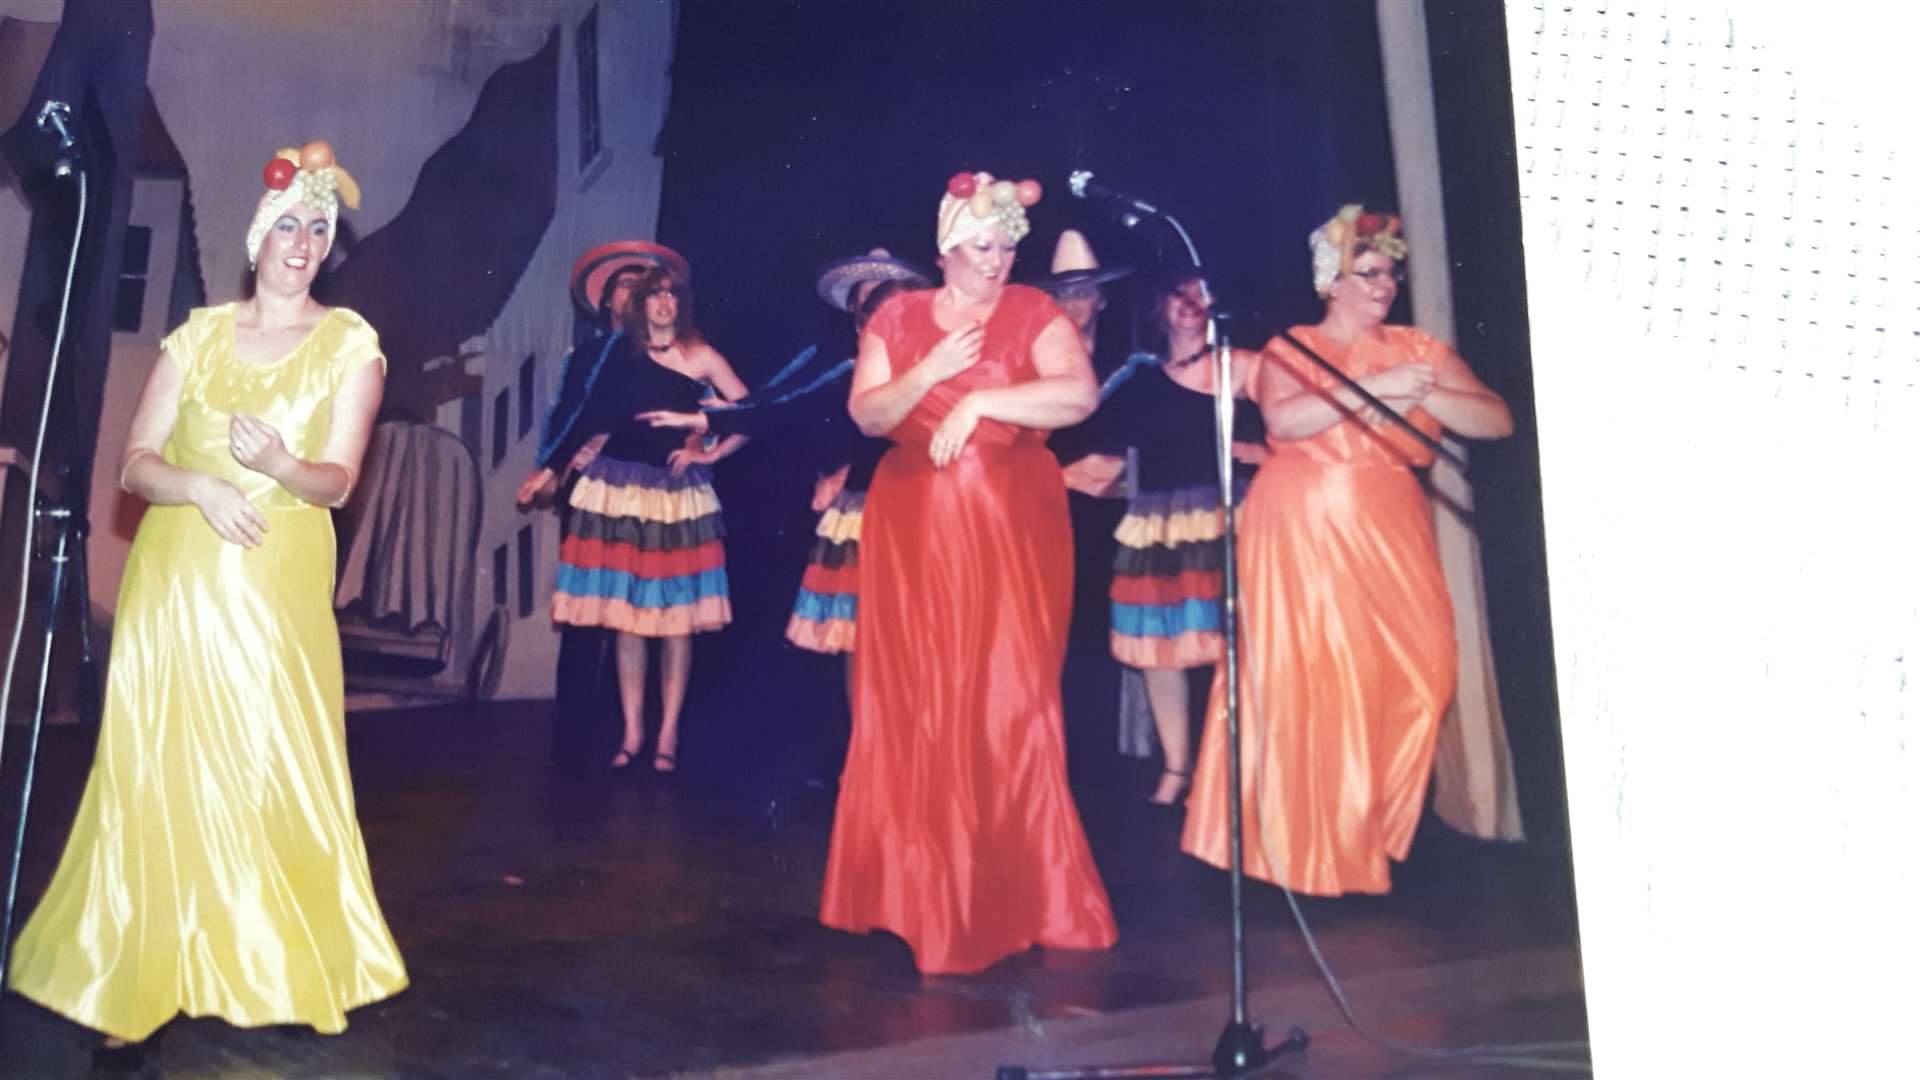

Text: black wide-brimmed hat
xmin=1028 ymin=228 xmax=1132 ymax=292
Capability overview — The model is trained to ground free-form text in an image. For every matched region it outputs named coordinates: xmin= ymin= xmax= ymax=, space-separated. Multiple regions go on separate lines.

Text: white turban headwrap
xmin=1308 ymin=203 xmax=1408 ymax=297
xmin=936 ymin=171 xmax=1034 ymax=254
xmin=246 ymin=144 xmax=361 ymax=270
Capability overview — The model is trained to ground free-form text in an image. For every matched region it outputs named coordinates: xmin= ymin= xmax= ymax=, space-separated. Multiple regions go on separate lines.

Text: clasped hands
xmin=195 ymin=413 xmax=289 ymax=548
xmin=1356 ymin=361 xmax=1436 ymax=418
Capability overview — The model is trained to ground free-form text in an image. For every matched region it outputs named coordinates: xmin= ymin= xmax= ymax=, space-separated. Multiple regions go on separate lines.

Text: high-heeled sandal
xmin=1148 ymin=766 xmax=1192 ymax=806
xmin=610 ymin=746 xmax=641 ymax=770
xmin=652 ymin=751 xmax=677 ymax=774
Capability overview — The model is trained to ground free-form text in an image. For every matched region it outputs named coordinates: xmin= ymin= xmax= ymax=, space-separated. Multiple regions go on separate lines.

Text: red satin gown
xmin=820 ymin=285 xmax=1118 ymax=974
xmin=1182 ymin=325 xmax=1464 ymax=896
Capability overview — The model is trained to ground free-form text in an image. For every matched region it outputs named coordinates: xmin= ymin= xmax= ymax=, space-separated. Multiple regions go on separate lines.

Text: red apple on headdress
xmin=263 ymin=157 xmax=296 ymax=190
xmin=947 ymin=172 xmax=977 ymax=199
xmin=1015 ymin=180 xmax=1042 ymax=207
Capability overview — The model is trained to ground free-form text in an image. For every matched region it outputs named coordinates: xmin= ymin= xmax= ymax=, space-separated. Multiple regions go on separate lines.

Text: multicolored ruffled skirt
xmin=1110 ymin=483 xmax=1242 ymax=669
xmin=786 ymin=489 xmax=863 ymax=654
xmin=554 ymin=457 xmax=731 ymax=637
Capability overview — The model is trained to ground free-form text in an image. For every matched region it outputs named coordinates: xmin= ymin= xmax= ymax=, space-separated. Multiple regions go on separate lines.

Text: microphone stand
xmin=998 ymin=191 xmax=1307 ymax=1080
xmin=0 ymin=490 xmax=95 ymax=1000
xmin=0 ymin=114 xmax=92 ymax=1029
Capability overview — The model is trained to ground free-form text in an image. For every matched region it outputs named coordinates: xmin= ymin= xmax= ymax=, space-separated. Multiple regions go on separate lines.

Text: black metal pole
xmin=0 ymin=506 xmax=75 ymax=998
xmin=1274 ymin=329 xmax=1465 ymax=472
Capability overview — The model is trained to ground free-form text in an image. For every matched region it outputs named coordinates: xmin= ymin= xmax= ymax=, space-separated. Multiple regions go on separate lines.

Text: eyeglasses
xmin=1347 ymin=267 xmax=1405 ymax=285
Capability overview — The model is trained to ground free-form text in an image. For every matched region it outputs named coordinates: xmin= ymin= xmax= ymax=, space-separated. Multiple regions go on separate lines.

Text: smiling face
xmin=939 ymin=223 xmax=1017 ymax=302
xmin=1161 ymin=276 xmax=1209 ymax=337
xmin=1325 ymin=249 xmax=1401 ymax=328
xmin=254 ymin=200 xmax=332 ymax=293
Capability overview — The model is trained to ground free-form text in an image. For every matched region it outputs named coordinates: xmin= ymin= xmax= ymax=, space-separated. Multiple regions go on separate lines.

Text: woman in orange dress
xmin=1182 ymin=205 xmax=1514 ymax=896
xmin=820 ymin=171 xmax=1118 ymax=974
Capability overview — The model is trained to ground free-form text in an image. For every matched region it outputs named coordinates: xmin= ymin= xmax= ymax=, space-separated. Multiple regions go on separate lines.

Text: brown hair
xmin=1138 ymin=269 xmax=1207 ymax=356
xmin=605 ymin=264 xmax=705 ymax=345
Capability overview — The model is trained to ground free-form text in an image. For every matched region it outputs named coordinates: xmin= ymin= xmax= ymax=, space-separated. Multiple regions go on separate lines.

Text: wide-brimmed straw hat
xmin=1029 ymin=229 xmax=1131 ymax=292
xmin=570 ymin=240 xmax=691 ymax=315
xmin=814 ymin=247 xmax=932 ymax=313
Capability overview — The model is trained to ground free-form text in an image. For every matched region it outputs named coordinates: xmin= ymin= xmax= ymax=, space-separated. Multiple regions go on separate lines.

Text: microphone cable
xmin=1276 ymin=876 xmax=1593 ymax=1072
xmin=0 ymin=166 xmax=89 ymax=979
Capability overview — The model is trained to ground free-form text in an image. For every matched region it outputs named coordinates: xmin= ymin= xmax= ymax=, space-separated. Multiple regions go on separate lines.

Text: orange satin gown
xmin=1182 ymin=324 xmax=1463 ymax=896
xmin=820 ymin=286 xmax=1118 ymax=974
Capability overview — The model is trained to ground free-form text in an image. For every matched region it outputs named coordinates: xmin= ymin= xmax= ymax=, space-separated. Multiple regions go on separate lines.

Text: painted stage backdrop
xmin=2 ymin=0 xmax=674 ymax=705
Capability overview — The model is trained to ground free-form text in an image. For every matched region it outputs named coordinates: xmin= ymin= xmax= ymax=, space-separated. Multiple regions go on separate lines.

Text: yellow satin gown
xmin=6 ymin=303 xmax=408 ymax=1041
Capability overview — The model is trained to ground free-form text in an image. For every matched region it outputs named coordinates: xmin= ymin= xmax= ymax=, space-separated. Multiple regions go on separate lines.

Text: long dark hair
xmin=604 ymin=264 xmax=705 ymax=345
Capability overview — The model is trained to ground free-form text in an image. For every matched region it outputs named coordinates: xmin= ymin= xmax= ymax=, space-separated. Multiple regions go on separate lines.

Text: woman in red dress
xmin=1181 ymin=205 xmax=1514 ymax=896
xmin=820 ymin=172 xmax=1118 ymax=974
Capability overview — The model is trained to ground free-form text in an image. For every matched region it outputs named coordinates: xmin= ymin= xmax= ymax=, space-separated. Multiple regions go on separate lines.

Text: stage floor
xmin=1 ymin=701 xmax=1587 ymax=1078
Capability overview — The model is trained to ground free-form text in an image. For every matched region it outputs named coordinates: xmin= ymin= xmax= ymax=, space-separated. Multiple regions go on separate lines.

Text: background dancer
xmin=519 ymin=243 xmax=749 ymax=775
xmin=1061 ymin=269 xmax=1268 ymax=805
xmin=781 ymin=249 xmax=929 ymax=676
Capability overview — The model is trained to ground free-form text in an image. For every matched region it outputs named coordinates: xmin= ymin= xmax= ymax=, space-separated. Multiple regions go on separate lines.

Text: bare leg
xmin=655 ymin=634 xmax=693 ymax=771
xmin=612 ymin=632 xmax=647 ymax=767
xmin=1144 ymin=666 xmax=1193 ymax=805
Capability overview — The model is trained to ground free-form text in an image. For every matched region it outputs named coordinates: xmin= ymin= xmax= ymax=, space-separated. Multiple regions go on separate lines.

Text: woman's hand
xmin=569 ymin=432 xmax=610 ymax=473
xmin=229 ymin=414 xmax=294 ymax=479
xmin=928 ymin=394 xmax=981 ymax=468
xmin=811 ymin=464 xmax=851 ymax=512
xmin=666 ymin=443 xmax=722 ymax=477
xmin=639 ymin=409 xmax=710 ymax=433
xmin=516 ymin=468 xmax=559 ymax=509
xmin=1360 ymin=362 xmax=1436 ymax=413
xmin=191 ymin=475 xmax=268 ymax=547
xmin=1061 ymin=454 xmax=1126 ymax=497
xmin=921 ymin=321 xmax=985 ymax=383
xmin=1231 ymin=441 xmax=1271 ymax=467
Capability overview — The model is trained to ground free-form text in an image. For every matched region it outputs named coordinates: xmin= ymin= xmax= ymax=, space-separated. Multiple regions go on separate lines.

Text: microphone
xmin=36 ymin=100 xmax=82 ymax=177
xmin=1066 ymin=170 xmax=1161 ymax=216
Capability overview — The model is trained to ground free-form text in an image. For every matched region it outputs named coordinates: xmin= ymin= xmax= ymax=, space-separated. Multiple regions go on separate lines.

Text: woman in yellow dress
xmin=5 ymin=142 xmax=406 ymax=1065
